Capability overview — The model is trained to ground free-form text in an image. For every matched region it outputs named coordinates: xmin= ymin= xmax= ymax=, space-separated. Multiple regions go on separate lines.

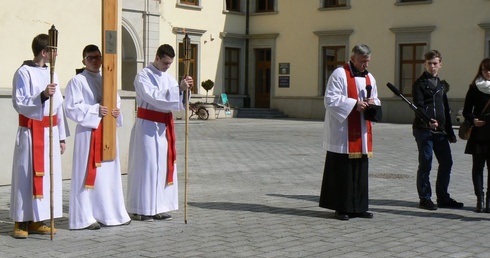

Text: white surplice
xmin=65 ymin=69 xmax=130 ymax=229
xmin=10 ymin=62 xmax=69 ymax=222
xmin=322 ymin=65 xmax=380 ymax=155
xmin=126 ymin=64 xmax=184 ymax=216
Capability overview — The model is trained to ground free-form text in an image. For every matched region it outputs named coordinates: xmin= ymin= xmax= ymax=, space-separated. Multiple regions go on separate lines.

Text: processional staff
xmin=183 ymin=32 xmax=190 ymax=224
xmin=47 ymin=24 xmax=58 ymax=241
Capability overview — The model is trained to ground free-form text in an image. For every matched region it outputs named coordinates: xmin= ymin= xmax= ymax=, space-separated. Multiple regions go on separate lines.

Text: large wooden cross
xmin=101 ymin=0 xmax=118 ymax=161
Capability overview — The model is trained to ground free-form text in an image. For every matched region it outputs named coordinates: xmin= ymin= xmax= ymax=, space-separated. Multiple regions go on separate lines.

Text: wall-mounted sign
xmin=105 ymin=30 xmax=117 ymax=54
xmin=279 ymin=63 xmax=290 ymax=75
xmin=279 ymin=76 xmax=290 ymax=88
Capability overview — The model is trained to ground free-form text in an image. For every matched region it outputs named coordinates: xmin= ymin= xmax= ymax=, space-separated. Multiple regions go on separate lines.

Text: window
xmin=256 ymin=0 xmax=274 ymax=12
xmin=322 ymin=46 xmax=346 ymax=95
xmin=225 ymin=48 xmax=240 ymax=94
xmin=226 ymin=0 xmax=241 ymax=12
xmin=179 ymin=43 xmax=199 ymax=94
xmin=180 ymin=0 xmax=199 ymax=5
xmin=314 ymin=29 xmax=352 ymax=96
xmin=323 ymin=0 xmax=347 ymax=8
xmin=480 ymin=23 xmax=490 ymax=58
xmin=390 ymin=26 xmax=434 ymax=96
xmin=399 ymin=43 xmax=426 ymax=95
xmin=395 ymin=0 xmax=432 ymax=5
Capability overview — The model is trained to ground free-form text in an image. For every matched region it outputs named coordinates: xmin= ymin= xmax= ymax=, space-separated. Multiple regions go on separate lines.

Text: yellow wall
xmin=249 ymin=0 xmax=490 ymax=99
xmin=160 ymin=1 xmax=246 ymax=96
xmin=0 ymin=0 xmax=104 ymax=89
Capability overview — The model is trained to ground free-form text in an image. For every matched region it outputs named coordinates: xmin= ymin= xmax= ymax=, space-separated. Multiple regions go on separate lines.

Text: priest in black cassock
xmin=319 ymin=44 xmax=381 ymax=221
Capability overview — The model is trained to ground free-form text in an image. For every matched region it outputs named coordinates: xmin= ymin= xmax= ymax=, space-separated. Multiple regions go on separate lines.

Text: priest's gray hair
xmin=351 ymin=44 xmax=371 ymax=57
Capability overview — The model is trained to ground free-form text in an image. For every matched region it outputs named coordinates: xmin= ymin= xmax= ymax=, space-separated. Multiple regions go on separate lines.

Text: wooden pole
xmin=183 ymin=33 xmax=190 ymax=224
xmin=102 ymin=0 xmax=118 ymax=161
xmin=48 ymin=25 xmax=58 ymax=241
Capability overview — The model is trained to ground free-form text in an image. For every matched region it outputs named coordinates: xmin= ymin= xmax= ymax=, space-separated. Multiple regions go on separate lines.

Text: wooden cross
xmin=101 ymin=0 xmax=118 ymax=161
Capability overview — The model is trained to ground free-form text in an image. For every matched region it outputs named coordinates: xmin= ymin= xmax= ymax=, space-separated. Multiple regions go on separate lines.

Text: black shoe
xmin=437 ymin=198 xmax=464 ymax=209
xmin=419 ymin=199 xmax=438 ymax=210
xmin=334 ymin=211 xmax=349 ymax=221
xmin=153 ymin=213 xmax=172 ymax=221
xmin=354 ymin=211 xmax=373 ymax=219
xmin=476 ymin=199 xmax=483 ymax=213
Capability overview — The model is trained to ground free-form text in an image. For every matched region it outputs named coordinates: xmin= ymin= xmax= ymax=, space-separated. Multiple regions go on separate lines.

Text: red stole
xmin=343 ymin=63 xmax=373 ymax=159
xmin=85 ymin=123 xmax=103 ymax=189
xmin=19 ymin=114 xmax=58 ymax=198
xmin=136 ymin=107 xmax=176 ymax=186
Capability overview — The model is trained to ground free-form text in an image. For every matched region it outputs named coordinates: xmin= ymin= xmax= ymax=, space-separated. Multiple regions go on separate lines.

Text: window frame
xmin=180 ymin=0 xmax=199 ymax=6
xmin=313 ymin=30 xmax=352 ymax=96
xmin=399 ymin=43 xmax=426 ymax=96
xmin=390 ymin=26 xmax=435 ymax=96
xmin=250 ymin=0 xmax=277 ymax=14
xmin=320 ymin=0 xmax=350 ymax=10
xmin=225 ymin=0 xmax=242 ymax=12
xmin=395 ymin=0 xmax=432 ymax=6
xmin=322 ymin=46 xmax=347 ymax=96
xmin=224 ymin=47 xmax=241 ymax=94
xmin=480 ymin=23 xmax=490 ymax=58
xmin=173 ymin=27 xmax=206 ymax=95
xmin=178 ymin=42 xmax=199 ymax=94
xmin=255 ymin=0 xmax=274 ymax=13
xmin=176 ymin=0 xmax=202 ymax=10
xmin=221 ymin=32 xmax=246 ymax=97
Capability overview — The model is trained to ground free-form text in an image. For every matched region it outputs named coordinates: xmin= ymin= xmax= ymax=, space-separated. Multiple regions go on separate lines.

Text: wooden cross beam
xmin=101 ymin=0 xmax=118 ymax=161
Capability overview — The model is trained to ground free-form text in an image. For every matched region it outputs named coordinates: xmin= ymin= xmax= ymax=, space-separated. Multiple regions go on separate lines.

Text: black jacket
xmin=463 ymin=84 xmax=490 ymax=154
xmin=411 ymin=72 xmax=455 ymax=137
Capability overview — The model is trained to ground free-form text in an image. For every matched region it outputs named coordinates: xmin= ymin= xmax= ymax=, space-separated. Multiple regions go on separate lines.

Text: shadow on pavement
xmin=188 ymin=201 xmax=333 ymax=219
xmin=258 ymin=194 xmax=490 ymax=222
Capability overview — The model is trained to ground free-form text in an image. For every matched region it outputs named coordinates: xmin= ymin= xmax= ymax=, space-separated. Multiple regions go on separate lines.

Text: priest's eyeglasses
xmin=84 ymin=55 xmax=102 ymax=61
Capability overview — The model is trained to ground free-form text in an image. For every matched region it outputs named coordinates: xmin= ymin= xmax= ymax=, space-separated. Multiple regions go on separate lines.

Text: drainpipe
xmin=243 ymin=0 xmax=251 ymax=108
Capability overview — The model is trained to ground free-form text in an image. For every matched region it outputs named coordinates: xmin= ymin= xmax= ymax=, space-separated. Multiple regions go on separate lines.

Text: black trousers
xmin=471 ymin=143 xmax=490 ymax=197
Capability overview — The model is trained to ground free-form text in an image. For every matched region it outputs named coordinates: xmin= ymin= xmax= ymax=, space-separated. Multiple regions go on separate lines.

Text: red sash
xmin=344 ymin=63 xmax=373 ymax=159
xmin=136 ymin=107 xmax=176 ymax=186
xmin=85 ymin=123 xmax=102 ymax=189
xmin=19 ymin=114 xmax=58 ymax=198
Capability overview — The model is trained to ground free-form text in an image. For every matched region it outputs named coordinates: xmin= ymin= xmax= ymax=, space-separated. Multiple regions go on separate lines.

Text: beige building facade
xmin=0 ymin=0 xmax=489 ymax=184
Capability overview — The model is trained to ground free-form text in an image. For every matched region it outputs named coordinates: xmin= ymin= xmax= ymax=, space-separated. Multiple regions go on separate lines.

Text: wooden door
xmin=254 ymin=48 xmax=271 ymax=108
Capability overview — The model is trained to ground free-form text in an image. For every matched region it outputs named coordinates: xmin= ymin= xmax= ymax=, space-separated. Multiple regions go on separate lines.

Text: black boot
xmin=476 ymin=196 xmax=483 ymax=213
xmin=485 ymin=193 xmax=490 ymax=213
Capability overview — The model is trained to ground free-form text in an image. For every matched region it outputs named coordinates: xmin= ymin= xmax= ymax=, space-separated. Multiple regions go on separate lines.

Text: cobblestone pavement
xmin=0 ymin=118 xmax=489 ymax=258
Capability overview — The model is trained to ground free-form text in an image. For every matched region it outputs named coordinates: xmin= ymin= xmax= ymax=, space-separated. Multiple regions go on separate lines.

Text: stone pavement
xmin=0 ymin=118 xmax=489 ymax=258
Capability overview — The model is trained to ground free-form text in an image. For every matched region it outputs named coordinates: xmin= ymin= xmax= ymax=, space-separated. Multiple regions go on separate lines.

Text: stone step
xmin=236 ymin=108 xmax=289 ymax=119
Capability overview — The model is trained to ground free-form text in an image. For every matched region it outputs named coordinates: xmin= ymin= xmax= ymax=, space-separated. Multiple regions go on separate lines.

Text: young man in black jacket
xmin=412 ymin=50 xmax=463 ymax=210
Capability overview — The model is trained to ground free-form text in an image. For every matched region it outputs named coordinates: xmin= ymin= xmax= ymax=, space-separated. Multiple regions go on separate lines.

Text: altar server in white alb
xmin=127 ymin=44 xmax=193 ymax=221
xmin=65 ymin=44 xmax=131 ymax=230
xmin=10 ymin=33 xmax=69 ymax=239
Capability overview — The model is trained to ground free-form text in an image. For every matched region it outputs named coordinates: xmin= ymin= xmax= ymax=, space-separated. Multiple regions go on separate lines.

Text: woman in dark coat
xmin=463 ymin=58 xmax=490 ymax=212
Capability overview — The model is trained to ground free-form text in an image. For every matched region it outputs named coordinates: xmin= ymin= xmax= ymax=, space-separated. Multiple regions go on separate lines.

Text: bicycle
xmin=189 ymin=103 xmax=209 ymax=120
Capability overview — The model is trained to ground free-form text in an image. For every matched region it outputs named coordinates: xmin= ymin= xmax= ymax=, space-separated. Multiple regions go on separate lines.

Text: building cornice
xmin=313 ymin=30 xmax=353 ymax=37
xmin=389 ymin=26 xmax=436 ymax=34
xmin=172 ymin=27 xmax=206 ymax=36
